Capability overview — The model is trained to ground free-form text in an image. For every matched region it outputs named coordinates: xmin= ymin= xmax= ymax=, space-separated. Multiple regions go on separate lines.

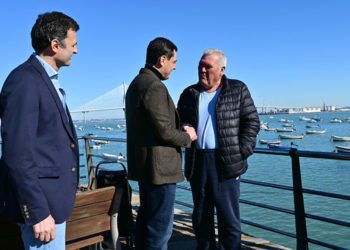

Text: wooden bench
xmin=0 ymin=186 xmax=116 ymax=250
xmin=66 ymin=186 xmax=116 ymax=250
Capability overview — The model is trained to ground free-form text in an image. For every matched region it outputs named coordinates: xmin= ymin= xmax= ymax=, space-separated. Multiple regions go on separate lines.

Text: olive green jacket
xmin=125 ymin=67 xmax=191 ymax=184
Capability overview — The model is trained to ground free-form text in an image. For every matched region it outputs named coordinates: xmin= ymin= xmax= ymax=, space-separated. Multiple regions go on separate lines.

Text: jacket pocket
xmin=37 ymin=166 xmax=60 ymax=178
xmin=152 ymin=146 xmax=181 ymax=177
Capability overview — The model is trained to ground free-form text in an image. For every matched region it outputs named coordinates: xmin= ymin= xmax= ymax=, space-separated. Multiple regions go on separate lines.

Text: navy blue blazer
xmin=0 ymin=55 xmax=79 ymax=225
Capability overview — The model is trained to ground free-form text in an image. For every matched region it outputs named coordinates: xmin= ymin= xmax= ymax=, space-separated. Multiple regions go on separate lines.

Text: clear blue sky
xmin=1 ymin=0 xmax=349 ymax=110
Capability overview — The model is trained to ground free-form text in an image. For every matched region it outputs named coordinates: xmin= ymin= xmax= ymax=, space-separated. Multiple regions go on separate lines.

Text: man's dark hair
xmin=146 ymin=37 xmax=177 ymax=65
xmin=31 ymin=11 xmax=79 ymax=53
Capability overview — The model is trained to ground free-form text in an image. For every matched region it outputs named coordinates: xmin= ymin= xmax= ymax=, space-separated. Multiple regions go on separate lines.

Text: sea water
xmin=75 ymin=111 xmax=350 ymax=249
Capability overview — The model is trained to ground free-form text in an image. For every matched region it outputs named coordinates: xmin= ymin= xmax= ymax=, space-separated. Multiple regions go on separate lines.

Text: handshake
xmin=183 ymin=125 xmax=198 ymax=141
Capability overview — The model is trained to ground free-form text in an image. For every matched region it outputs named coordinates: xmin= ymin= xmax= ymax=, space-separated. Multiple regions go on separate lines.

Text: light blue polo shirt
xmin=195 ymin=87 xmax=222 ymax=149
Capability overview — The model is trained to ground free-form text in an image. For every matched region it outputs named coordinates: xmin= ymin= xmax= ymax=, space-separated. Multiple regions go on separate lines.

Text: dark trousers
xmin=190 ymin=149 xmax=241 ymax=250
xmin=135 ymin=182 xmax=176 ymax=250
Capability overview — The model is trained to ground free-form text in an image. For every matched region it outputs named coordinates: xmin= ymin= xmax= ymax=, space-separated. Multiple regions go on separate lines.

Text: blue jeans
xmin=20 ymin=221 xmax=66 ymax=250
xmin=191 ymin=149 xmax=241 ymax=250
xmin=135 ymin=182 xmax=176 ymax=250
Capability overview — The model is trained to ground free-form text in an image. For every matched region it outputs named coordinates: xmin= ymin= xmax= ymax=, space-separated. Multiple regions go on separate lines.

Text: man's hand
xmin=32 ymin=215 xmax=56 ymax=242
xmin=183 ymin=125 xmax=198 ymax=141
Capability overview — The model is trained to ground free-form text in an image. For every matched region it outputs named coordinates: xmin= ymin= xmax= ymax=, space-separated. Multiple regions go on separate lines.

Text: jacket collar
xmin=144 ymin=64 xmax=166 ymax=81
xmin=28 ymin=55 xmax=75 ymax=141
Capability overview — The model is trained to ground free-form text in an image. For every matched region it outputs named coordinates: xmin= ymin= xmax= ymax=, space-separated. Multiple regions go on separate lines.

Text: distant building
xmin=285 ymin=107 xmax=321 ymax=114
xmin=324 ymin=106 xmax=336 ymax=112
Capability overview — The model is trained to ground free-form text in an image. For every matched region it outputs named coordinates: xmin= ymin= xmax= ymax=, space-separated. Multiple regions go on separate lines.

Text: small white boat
xmin=330 ymin=118 xmax=342 ymax=123
xmin=335 ymin=145 xmax=350 ymax=153
xmin=102 ymin=153 xmax=125 ymax=161
xmin=89 ymin=143 xmax=101 ymax=149
xmin=276 ymin=128 xmax=295 ymax=133
xmin=279 ymin=119 xmax=293 ymax=123
xmin=91 ymin=139 xmax=110 ymax=144
xmin=306 ymin=119 xmax=318 ymax=123
xmin=264 ymin=128 xmax=277 ymax=132
xmin=305 ymin=130 xmax=326 ymax=135
xmin=282 ymin=123 xmax=294 ymax=127
xmin=279 ymin=134 xmax=304 ymax=139
xmin=306 ymin=125 xmax=320 ymax=128
xmin=260 ymin=122 xmax=269 ymax=130
xmin=89 ymin=141 xmax=102 ymax=149
xmin=116 ymin=124 xmax=126 ymax=129
xmin=299 ymin=116 xmax=312 ymax=122
xmin=268 ymin=144 xmax=292 ymax=150
xmin=259 ymin=139 xmax=281 ymax=145
xmin=331 ymin=136 xmax=350 ymax=141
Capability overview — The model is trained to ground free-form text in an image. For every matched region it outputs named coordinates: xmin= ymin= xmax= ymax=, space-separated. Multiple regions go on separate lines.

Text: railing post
xmin=83 ymin=135 xmax=96 ymax=190
xmin=289 ymin=148 xmax=308 ymax=249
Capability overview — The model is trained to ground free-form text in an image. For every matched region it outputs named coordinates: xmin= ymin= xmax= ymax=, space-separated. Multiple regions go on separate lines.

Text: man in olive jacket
xmin=125 ymin=37 xmax=197 ymax=250
xmin=177 ymin=49 xmax=260 ymax=249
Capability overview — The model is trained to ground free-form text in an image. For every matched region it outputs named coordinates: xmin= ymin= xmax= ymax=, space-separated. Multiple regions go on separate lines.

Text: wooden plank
xmin=66 ymin=235 xmax=104 ymax=250
xmin=67 ymin=200 xmax=112 ymax=222
xmin=66 ymin=213 xmax=110 ymax=241
xmin=74 ymin=186 xmax=115 ymax=207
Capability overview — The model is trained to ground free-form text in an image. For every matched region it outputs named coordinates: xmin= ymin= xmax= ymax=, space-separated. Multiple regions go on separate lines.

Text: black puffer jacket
xmin=177 ymin=75 xmax=260 ymax=180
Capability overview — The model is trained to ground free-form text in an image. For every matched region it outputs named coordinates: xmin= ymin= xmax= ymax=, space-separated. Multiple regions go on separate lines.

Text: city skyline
xmin=1 ymin=0 xmax=349 ymax=110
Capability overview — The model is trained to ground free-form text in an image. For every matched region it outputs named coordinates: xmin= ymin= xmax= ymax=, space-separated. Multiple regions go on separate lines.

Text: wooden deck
xmin=120 ymin=194 xmax=292 ymax=250
xmin=0 ymin=190 xmax=291 ymax=250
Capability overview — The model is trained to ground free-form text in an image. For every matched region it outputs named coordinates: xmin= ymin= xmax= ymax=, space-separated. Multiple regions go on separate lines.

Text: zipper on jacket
xmin=215 ymin=87 xmax=225 ymax=180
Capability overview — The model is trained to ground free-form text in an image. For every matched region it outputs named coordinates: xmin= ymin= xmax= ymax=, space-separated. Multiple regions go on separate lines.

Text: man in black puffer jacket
xmin=177 ymin=48 xmax=260 ymax=249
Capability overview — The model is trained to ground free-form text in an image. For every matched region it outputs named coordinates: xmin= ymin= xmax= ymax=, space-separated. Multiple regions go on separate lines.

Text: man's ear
xmin=51 ymin=39 xmax=60 ymax=53
xmin=221 ymin=66 xmax=226 ymax=75
xmin=155 ymin=55 xmax=166 ymax=68
xmin=159 ymin=55 xmax=167 ymax=66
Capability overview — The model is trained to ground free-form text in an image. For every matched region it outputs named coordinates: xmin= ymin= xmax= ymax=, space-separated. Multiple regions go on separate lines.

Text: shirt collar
xmin=34 ymin=53 xmax=59 ymax=80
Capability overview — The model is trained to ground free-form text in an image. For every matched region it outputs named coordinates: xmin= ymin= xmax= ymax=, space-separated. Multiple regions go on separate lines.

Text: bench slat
xmin=66 ymin=235 xmax=104 ymax=250
xmin=67 ymin=200 xmax=112 ymax=222
xmin=66 ymin=213 xmax=110 ymax=241
xmin=74 ymin=186 xmax=115 ymax=207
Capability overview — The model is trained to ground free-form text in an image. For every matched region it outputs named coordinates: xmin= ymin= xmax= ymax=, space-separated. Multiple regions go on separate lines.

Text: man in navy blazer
xmin=0 ymin=12 xmax=79 ymax=249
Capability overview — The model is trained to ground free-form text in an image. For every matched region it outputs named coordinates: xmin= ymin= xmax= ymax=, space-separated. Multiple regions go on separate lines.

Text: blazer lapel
xmin=66 ymin=106 xmax=78 ymax=141
xmin=29 ymin=56 xmax=75 ymax=141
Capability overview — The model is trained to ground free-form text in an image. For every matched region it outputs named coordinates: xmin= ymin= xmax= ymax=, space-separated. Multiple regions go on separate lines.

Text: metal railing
xmin=79 ymin=135 xmax=350 ymax=250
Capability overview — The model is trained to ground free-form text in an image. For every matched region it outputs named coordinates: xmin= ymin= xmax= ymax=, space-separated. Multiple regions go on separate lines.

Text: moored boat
xmin=276 ymin=128 xmax=295 ymax=133
xmin=335 ymin=145 xmax=350 ymax=153
xmin=305 ymin=125 xmax=320 ymax=128
xmin=91 ymin=139 xmax=110 ymax=144
xmin=305 ymin=130 xmax=326 ymax=134
xmin=331 ymin=135 xmax=350 ymax=141
xmin=279 ymin=134 xmax=304 ymax=139
xmin=330 ymin=118 xmax=342 ymax=123
xmin=259 ymin=139 xmax=281 ymax=145
xmin=264 ymin=128 xmax=277 ymax=131
xmin=267 ymin=144 xmax=292 ymax=150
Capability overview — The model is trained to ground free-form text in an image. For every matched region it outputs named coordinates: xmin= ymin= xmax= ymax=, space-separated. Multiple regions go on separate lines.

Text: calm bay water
xmin=75 ymin=111 xmax=350 ymax=249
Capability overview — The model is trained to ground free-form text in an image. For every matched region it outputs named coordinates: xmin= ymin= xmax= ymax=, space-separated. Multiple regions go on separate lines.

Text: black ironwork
xmin=80 ymin=135 xmax=350 ymax=250
xmin=289 ymin=147 xmax=309 ymax=249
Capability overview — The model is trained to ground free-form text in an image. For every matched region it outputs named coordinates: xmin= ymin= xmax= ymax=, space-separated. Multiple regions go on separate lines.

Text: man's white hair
xmin=202 ymin=48 xmax=227 ymax=68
